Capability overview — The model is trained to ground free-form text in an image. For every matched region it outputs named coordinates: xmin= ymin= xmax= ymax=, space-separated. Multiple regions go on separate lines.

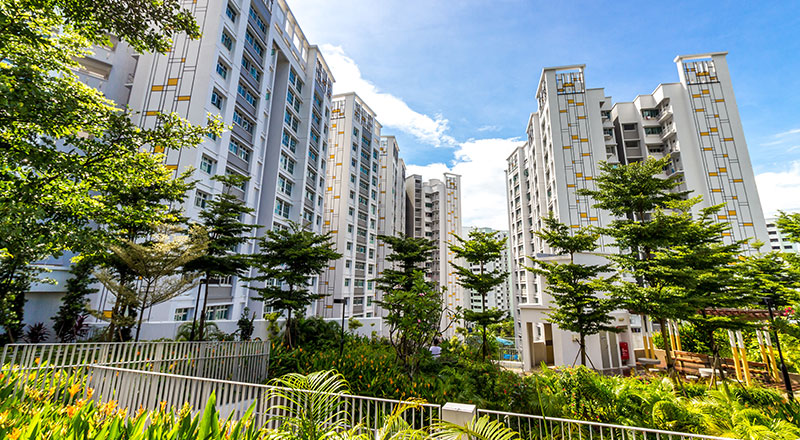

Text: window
xmin=350 ymin=174 xmax=357 ymax=183
xmin=221 ymin=31 xmax=233 ymax=50
xmin=367 ymin=281 xmax=374 ymax=290
xmin=353 ymin=128 xmax=359 ymax=137
xmin=354 ymin=297 xmax=363 ymax=305
xmin=238 ymin=83 xmax=257 ymax=107
xmin=288 ymin=69 xmax=297 ymax=85
xmin=347 ymin=224 xmax=353 ymax=233
xmin=280 ymin=154 xmax=295 ymax=174
xmin=216 ymin=60 xmax=228 ymax=79
xmin=278 ymin=176 xmax=293 ymax=196
xmin=232 ymin=110 xmax=254 ymax=134
xmin=245 ymin=31 xmax=264 ymax=57
xmin=345 ymin=260 xmax=352 ymax=268
xmin=622 ymin=124 xmax=636 ymax=131
xmin=200 ymin=155 xmax=216 ymax=174
xmin=644 ymin=126 xmax=663 ymax=135
xmin=354 ymin=279 xmax=365 ymax=288
xmin=346 ymin=242 xmax=353 ymax=251
xmin=210 ymin=90 xmax=223 ymax=109
xmin=249 ymin=7 xmax=267 ymax=33
xmin=229 ymin=139 xmax=251 ymax=162
xmin=241 ymin=57 xmax=260 ymax=82
xmin=275 ymin=198 xmax=291 ymax=217
xmin=206 ymin=304 xmax=231 ymax=321
xmin=308 ymin=149 xmax=318 ymax=163
xmin=174 ymin=307 xmax=192 ymax=322
xmin=195 ymin=191 xmax=210 ymax=208
xmin=349 ymin=190 xmax=355 ymax=200
xmin=344 ymin=278 xmax=351 ymax=287
xmin=356 ymin=245 xmax=366 ymax=253
xmin=225 ymin=4 xmax=237 ymax=22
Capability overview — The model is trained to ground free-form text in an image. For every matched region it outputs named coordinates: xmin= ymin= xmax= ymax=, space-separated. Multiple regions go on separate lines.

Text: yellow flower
xmin=68 ymin=383 xmax=81 ymax=398
xmin=9 ymin=428 xmax=21 ymax=440
xmin=160 ymin=401 xmax=167 ymax=412
xmin=66 ymin=405 xmax=78 ymax=417
xmin=86 ymin=388 xmax=94 ymax=399
xmin=34 ymin=357 xmax=40 ymax=365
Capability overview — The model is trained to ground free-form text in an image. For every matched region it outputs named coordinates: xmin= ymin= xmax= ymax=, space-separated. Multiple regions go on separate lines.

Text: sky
xmin=290 ymin=0 xmax=800 ymax=229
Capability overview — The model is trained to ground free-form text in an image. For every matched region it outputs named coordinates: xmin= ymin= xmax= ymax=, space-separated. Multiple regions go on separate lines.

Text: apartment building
xmin=405 ymin=173 xmax=464 ymax=335
xmin=26 ymin=0 xmax=337 ymax=338
xmin=461 ymin=227 xmax=513 ymax=314
xmin=508 ymin=53 xmax=770 ymax=371
xmin=318 ymin=93 xmax=383 ymax=319
xmin=767 ymin=217 xmax=800 ymax=253
xmin=376 ymin=136 xmax=407 ymax=309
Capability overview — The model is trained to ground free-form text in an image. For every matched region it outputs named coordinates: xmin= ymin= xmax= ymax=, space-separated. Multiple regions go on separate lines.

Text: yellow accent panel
xmin=166 ymin=165 xmax=178 ymax=170
xmin=151 ymin=85 xmax=164 ymax=91
xmin=167 ymin=78 xmax=178 ymax=86
xmin=145 ymin=111 xmax=159 ymax=116
xmin=723 ymin=154 xmax=728 ymax=158
xmin=718 ymin=215 xmax=728 ymax=219
xmin=578 ymin=116 xmax=586 ymax=119
xmin=327 ymin=187 xmax=333 ymax=191
xmin=723 ymin=137 xmax=734 ymax=141
xmin=571 ymin=225 xmax=580 ymax=228
xmin=732 ymin=196 xmax=738 ymax=200
xmin=567 ymin=184 xmax=575 ymax=188
xmin=181 ymin=57 xmax=186 ymax=63
xmin=336 ymin=162 xmax=342 ymax=166
xmin=576 ymin=102 xmax=584 ymax=106
xmin=710 ymin=127 xmax=718 ymax=132
xmin=715 ymin=99 xmax=725 ymax=102
xmin=338 ymin=131 xmax=344 ymax=134
xmin=153 ymin=146 xmax=165 ymax=153
xmin=722 ymin=232 xmax=731 ymax=236
xmin=563 ymin=145 xmax=571 ymax=149
xmin=692 ymin=94 xmax=701 ymax=98
xmin=702 ymin=89 xmax=710 ymax=94
xmin=695 ymin=108 xmax=705 ymax=112
xmin=589 ymin=217 xmax=598 ymax=221
xmin=709 ymin=172 xmax=718 ymax=176
xmin=585 ymin=176 xmax=593 ymax=180
xmin=582 ymin=153 xmax=591 ymax=156
xmin=733 ymin=179 xmax=743 ymax=183
xmin=703 ymin=147 xmax=713 ymax=151
xmin=576 ymin=173 xmax=583 ymax=177
xmin=700 ymin=132 xmax=709 ymax=136
xmin=743 ymin=222 xmax=753 ymax=227
xmin=559 ymin=110 xmax=567 ymax=113
xmin=719 ymin=167 xmax=727 ymax=173
xmin=711 ymin=189 xmax=722 ymax=193
xmin=333 ymin=196 xmax=340 ymax=199
xmin=728 ymin=210 xmax=737 ymax=216
xmin=568 ymin=99 xmax=574 ymax=104
xmin=177 ymin=95 xmax=190 ymax=101
xmin=324 ymin=220 xmax=330 ymax=225
xmin=572 ymin=135 xmax=579 ymax=140
xmin=580 ymin=213 xmax=587 ymax=218
xmin=580 ymin=138 xmax=588 ymax=142
xmin=330 ymin=154 xmax=335 ymax=159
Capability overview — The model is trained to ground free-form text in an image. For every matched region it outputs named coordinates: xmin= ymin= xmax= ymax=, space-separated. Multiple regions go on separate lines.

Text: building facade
xmin=318 ymin=93 xmax=383 ymax=319
xmin=767 ymin=217 xmax=800 ymax=253
xmin=27 ymin=0 xmax=338 ymax=337
xmin=508 ymin=53 xmax=771 ymax=371
xmin=405 ymin=173 xmax=464 ymax=335
xmin=375 ymin=136 xmax=407 ymax=313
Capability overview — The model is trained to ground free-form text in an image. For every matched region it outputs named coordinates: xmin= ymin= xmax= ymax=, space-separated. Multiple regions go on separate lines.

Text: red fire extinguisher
xmin=619 ymin=342 xmax=630 ymax=361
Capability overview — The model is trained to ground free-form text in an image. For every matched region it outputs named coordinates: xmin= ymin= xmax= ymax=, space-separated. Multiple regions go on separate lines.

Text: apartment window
xmin=245 ymin=31 xmax=264 ymax=57
xmin=349 ymin=190 xmax=355 ymax=200
xmin=205 ymin=304 xmax=231 ymax=321
xmin=210 ymin=90 xmax=223 ymax=109
xmin=354 ymin=279 xmax=365 ymax=288
xmin=346 ymin=242 xmax=353 ymax=251
xmin=238 ymin=83 xmax=257 ymax=107
xmin=232 ymin=110 xmax=254 ymax=134
xmin=249 ymin=7 xmax=267 ymax=33
xmin=278 ymin=176 xmax=293 ymax=196
xmin=200 ymin=155 xmax=216 ymax=174
xmin=622 ymin=124 xmax=636 ymax=131
xmin=352 ymin=142 xmax=358 ymax=152
xmin=216 ymin=60 xmax=229 ymax=79
xmin=368 ymin=249 xmax=374 ymax=259
xmin=228 ymin=139 xmax=251 ymax=162
xmin=344 ymin=278 xmax=350 ymax=287
xmin=355 ymin=261 xmax=365 ymax=270
xmin=367 ymin=281 xmax=374 ymax=290
xmin=348 ymin=207 xmax=354 ymax=217
xmin=280 ymin=154 xmax=295 ymax=174
xmin=275 ymin=198 xmax=291 ymax=218
xmin=367 ymin=297 xmax=373 ymax=307
xmin=350 ymin=174 xmax=356 ymax=183
xmin=345 ymin=260 xmax=352 ymax=268
xmin=221 ymin=31 xmax=233 ymax=50
xmin=353 ymin=128 xmax=359 ymax=137
xmin=644 ymin=126 xmax=663 ymax=135
xmin=289 ymin=69 xmax=297 ymax=85
xmin=347 ymin=224 xmax=354 ymax=233
xmin=353 ymin=297 xmax=364 ymax=306
xmin=241 ymin=57 xmax=260 ymax=82
xmin=195 ymin=190 xmax=210 ymax=208
xmin=174 ymin=307 xmax=192 ymax=322
xmin=225 ymin=4 xmax=237 ymax=22
xmin=356 ymin=245 xmax=366 ymax=253
xmin=308 ymin=150 xmax=318 ymax=163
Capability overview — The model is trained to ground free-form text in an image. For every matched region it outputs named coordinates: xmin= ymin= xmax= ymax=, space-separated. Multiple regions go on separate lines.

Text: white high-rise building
xmin=26 ymin=0 xmax=338 ymax=337
xmin=376 ymin=135 xmax=407 ymax=311
xmin=405 ymin=173 xmax=464 ymax=335
xmin=766 ymin=217 xmax=800 ymax=253
xmin=508 ymin=53 xmax=770 ymax=371
xmin=462 ymin=227 xmax=513 ymax=314
xmin=318 ymin=93 xmax=383 ymax=319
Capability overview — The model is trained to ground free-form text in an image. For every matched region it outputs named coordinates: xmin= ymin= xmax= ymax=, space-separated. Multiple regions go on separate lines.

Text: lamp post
xmin=763 ymin=297 xmax=794 ymax=400
xmin=333 ymin=297 xmax=348 ymax=361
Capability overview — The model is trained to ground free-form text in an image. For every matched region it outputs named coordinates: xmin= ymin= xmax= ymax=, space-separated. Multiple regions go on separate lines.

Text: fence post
xmin=441 ymin=402 xmax=476 ymax=427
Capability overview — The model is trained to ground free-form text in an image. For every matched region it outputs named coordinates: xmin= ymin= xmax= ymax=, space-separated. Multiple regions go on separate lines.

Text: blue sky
xmin=292 ymin=0 xmax=800 ymax=228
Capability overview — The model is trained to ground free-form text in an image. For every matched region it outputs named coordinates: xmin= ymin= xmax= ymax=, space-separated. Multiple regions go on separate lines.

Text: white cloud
xmin=776 ymin=128 xmax=800 ymax=137
xmin=755 ymin=161 xmax=800 ymax=217
xmin=321 ymin=44 xmax=456 ymax=147
xmin=477 ymin=125 xmax=501 ymax=133
xmin=407 ymin=138 xmax=524 ymax=231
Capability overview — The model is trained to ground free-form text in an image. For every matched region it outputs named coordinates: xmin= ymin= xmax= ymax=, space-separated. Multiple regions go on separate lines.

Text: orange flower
xmin=66 ymin=405 xmax=78 ymax=417
xmin=68 ymin=383 xmax=81 ymax=398
xmin=86 ymin=388 xmax=94 ymax=399
xmin=8 ymin=428 xmax=21 ymax=440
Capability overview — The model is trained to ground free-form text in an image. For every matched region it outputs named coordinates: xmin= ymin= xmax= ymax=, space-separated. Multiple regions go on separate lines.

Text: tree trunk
xmin=580 ymin=334 xmax=586 ymax=366
xmin=135 ymin=301 xmax=146 ymax=342
xmin=197 ymin=277 xmax=211 ymax=341
xmin=482 ymin=324 xmax=488 ymax=360
xmin=659 ymin=318 xmax=684 ymax=392
xmin=189 ymin=278 xmax=204 ymax=341
xmin=285 ymin=307 xmax=293 ymax=348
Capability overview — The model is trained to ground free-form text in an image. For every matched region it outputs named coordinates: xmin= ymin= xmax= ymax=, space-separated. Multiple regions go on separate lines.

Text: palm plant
xmin=432 ymin=416 xmax=521 ymax=440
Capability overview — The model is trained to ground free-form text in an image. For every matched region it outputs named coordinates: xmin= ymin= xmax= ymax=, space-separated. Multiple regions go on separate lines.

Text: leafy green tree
xmin=248 ymin=222 xmax=341 ymax=347
xmin=183 ymin=174 xmax=257 ymax=340
xmin=51 ymin=257 xmax=97 ymax=342
xmin=578 ymin=157 xmax=707 ymax=380
xmin=450 ymin=230 xmax=509 ymax=359
xmin=0 ymin=0 xmax=220 ymax=341
xmin=777 ymin=211 xmax=800 ymax=244
xmin=526 ymin=216 xmax=618 ymax=366
xmin=236 ymin=307 xmax=255 ymax=341
xmin=95 ymin=225 xmax=208 ymax=341
xmin=375 ymin=235 xmax=451 ymax=378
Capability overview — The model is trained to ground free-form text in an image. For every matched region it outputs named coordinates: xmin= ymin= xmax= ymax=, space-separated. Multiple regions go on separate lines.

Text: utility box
xmin=441 ymin=402 xmax=477 ymax=426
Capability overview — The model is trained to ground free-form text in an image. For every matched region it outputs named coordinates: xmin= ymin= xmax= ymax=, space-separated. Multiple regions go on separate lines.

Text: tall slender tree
xmin=527 ymin=216 xmax=618 ymax=367
xmin=375 ymin=235 xmax=451 ymax=377
xmin=52 ymin=257 xmax=97 ymax=342
xmin=184 ymin=173 xmax=257 ymax=340
xmin=450 ymin=230 xmax=509 ymax=359
xmin=248 ymin=222 xmax=341 ymax=347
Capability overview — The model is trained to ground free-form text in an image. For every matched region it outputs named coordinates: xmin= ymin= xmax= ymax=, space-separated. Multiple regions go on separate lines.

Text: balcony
xmin=658 ymin=106 xmax=673 ymax=122
xmin=660 ymin=125 xmax=677 ymax=140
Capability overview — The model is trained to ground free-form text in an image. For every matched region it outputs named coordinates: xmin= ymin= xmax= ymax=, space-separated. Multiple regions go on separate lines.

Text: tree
xmin=237 ymin=307 xmax=255 ymax=341
xmin=52 ymin=257 xmax=97 ymax=342
xmin=183 ymin=174 xmax=257 ymax=341
xmin=248 ymin=222 xmax=341 ymax=347
xmin=450 ymin=230 xmax=509 ymax=359
xmin=777 ymin=211 xmax=800 ymax=244
xmin=0 ymin=0 xmax=220 ymax=341
xmin=526 ymin=217 xmax=618 ymax=367
xmin=578 ymin=157 xmax=705 ymax=381
xmin=375 ymin=235 xmax=453 ymax=378
xmin=95 ymin=224 xmax=208 ymax=341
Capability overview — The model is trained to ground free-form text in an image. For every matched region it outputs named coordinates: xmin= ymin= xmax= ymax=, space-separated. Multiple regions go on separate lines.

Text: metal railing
xmin=477 ymin=408 xmax=731 ymax=440
xmin=498 ymin=347 xmax=521 ymax=361
xmin=88 ymin=365 xmax=441 ymax=432
xmin=1 ymin=340 xmax=270 ymax=384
